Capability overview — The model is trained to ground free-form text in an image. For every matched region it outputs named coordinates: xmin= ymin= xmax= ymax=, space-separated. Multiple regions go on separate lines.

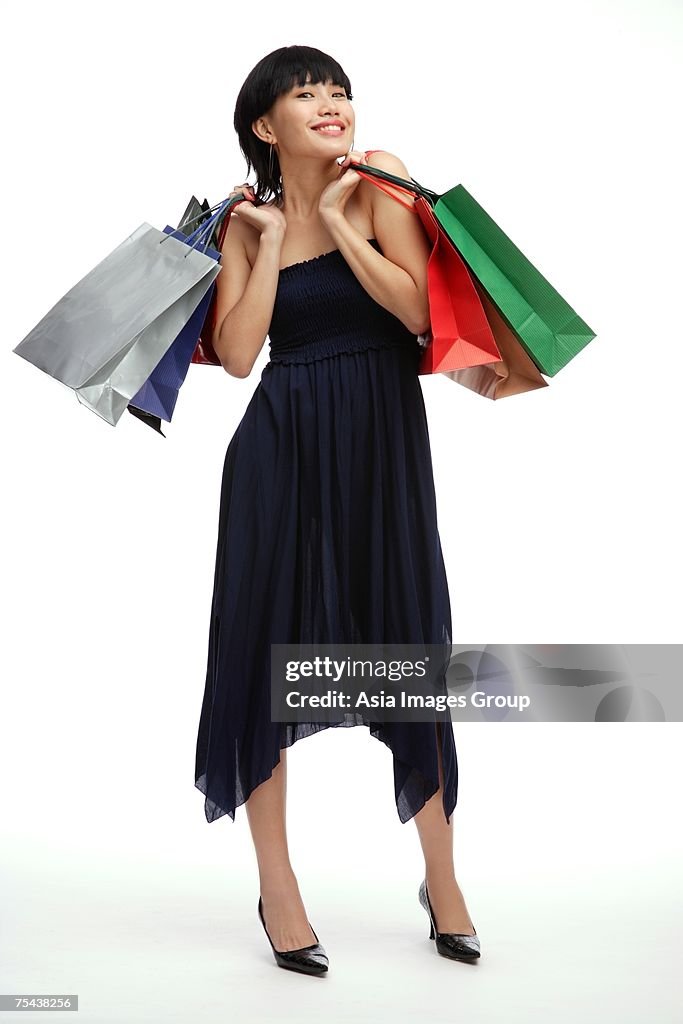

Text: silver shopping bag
xmin=13 ymin=211 xmax=228 ymax=426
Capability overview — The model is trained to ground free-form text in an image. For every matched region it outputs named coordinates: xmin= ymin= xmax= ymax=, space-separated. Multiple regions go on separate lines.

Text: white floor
xmin=1 ymin=850 xmax=680 ymax=1024
xmin=2 ymin=724 xmax=683 ymax=1024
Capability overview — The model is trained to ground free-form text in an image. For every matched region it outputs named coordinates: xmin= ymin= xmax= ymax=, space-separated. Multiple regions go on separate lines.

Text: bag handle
xmin=186 ymin=194 xmax=247 ymax=251
xmin=159 ymin=193 xmax=243 ymax=257
xmin=357 ymin=151 xmax=416 ymax=211
xmin=351 ymin=150 xmax=441 ymax=210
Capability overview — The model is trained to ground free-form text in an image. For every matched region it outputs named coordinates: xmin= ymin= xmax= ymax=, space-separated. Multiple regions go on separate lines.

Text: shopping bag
xmin=192 ymin=208 xmax=232 ymax=365
xmin=126 ymin=195 xmax=244 ymax=429
xmin=363 ymin=150 xmax=502 ymax=377
xmin=434 ymin=185 xmax=595 ymax=376
xmin=353 ymin=156 xmax=596 ymax=379
xmin=445 ymin=276 xmax=549 ymax=398
xmin=126 ymin=233 xmax=219 ymax=429
xmin=178 ymin=195 xmax=224 ymax=251
xmin=165 ymin=194 xmax=228 ymax=365
xmin=409 ymin=193 xmax=548 ymax=398
xmin=12 ymin=198 xmax=232 ymax=426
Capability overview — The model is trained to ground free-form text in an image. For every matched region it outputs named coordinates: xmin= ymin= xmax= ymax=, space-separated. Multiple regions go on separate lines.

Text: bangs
xmin=275 ymin=52 xmax=352 ymax=99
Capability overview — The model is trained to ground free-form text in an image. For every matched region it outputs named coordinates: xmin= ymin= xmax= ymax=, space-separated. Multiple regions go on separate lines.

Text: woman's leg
xmin=412 ymin=723 xmax=476 ymax=934
xmin=245 ymin=746 xmax=318 ymax=951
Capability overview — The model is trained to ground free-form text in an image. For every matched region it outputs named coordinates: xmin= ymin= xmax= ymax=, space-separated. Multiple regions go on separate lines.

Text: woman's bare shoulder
xmin=361 ymin=150 xmax=416 ymax=208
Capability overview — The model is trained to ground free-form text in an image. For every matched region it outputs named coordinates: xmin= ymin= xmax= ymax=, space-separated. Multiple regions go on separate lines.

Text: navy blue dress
xmin=195 ymin=237 xmax=458 ymax=825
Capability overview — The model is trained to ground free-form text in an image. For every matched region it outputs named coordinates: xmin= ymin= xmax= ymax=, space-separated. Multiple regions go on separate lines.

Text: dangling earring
xmin=269 ymin=142 xmax=283 ymax=206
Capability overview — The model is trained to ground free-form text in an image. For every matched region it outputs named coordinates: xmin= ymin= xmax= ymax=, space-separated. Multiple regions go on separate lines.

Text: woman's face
xmin=256 ymin=74 xmax=354 ymax=159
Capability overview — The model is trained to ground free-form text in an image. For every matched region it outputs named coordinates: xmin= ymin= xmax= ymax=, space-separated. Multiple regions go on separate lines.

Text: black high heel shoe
xmin=418 ymin=879 xmax=481 ymax=961
xmin=258 ymin=896 xmax=329 ymax=976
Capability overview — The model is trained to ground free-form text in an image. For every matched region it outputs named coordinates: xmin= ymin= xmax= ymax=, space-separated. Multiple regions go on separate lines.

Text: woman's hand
xmin=318 ymin=150 xmax=369 ymax=222
xmin=228 ymin=183 xmax=287 ymax=238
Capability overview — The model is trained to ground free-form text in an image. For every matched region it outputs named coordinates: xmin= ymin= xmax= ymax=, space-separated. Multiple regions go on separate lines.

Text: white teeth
xmin=313 ymin=125 xmax=343 ymax=132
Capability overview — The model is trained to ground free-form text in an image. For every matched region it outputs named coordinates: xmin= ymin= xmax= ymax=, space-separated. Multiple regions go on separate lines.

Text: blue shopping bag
xmin=127 ymin=196 xmax=240 ymax=434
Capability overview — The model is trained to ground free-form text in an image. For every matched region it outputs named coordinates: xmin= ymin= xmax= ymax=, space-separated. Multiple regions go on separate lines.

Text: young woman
xmin=194 ymin=45 xmax=479 ymax=975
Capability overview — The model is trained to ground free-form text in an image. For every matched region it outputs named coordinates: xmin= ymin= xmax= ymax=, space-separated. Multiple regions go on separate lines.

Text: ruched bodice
xmin=195 ymin=236 xmax=458 ymax=828
xmin=267 ymin=238 xmax=420 ymax=364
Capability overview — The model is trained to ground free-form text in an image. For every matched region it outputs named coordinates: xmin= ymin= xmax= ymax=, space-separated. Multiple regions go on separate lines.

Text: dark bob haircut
xmin=233 ymin=45 xmax=353 ymax=207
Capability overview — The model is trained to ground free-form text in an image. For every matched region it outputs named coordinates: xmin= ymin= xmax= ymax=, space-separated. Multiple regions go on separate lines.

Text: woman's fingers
xmin=339 ymin=149 xmax=367 ymax=170
xmin=229 ymin=183 xmax=256 ymax=200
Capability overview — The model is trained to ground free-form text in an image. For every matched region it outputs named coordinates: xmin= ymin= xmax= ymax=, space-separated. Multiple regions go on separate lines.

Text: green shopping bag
xmin=351 ymin=160 xmax=596 ymax=376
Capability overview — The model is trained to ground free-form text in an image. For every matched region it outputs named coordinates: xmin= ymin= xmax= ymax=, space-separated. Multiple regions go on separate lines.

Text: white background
xmin=1 ymin=1 xmax=682 ymax=1022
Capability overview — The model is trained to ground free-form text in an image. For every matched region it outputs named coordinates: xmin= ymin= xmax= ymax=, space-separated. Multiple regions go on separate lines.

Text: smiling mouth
xmin=311 ymin=125 xmax=345 ymax=134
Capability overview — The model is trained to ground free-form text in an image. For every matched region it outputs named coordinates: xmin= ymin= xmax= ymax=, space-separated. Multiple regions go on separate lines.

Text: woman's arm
xmin=320 ymin=150 xmax=431 ymax=335
xmin=213 ymin=202 xmax=286 ymax=378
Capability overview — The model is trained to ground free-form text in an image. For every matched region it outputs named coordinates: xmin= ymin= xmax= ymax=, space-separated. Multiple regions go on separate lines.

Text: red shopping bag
xmin=362 ymin=150 xmax=501 ymax=375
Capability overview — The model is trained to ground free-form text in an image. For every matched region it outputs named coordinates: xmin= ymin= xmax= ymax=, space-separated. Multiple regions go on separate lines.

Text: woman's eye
xmin=297 ymin=91 xmax=346 ymax=98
